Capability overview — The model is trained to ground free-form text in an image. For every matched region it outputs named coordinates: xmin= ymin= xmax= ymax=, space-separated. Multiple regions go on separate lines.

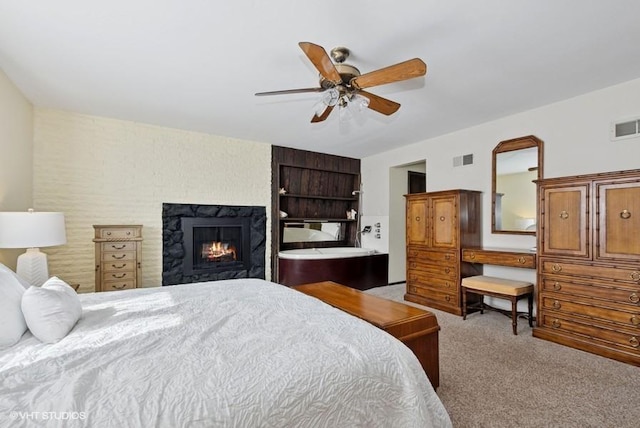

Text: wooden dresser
xmin=534 ymin=169 xmax=640 ymax=366
xmin=404 ymin=190 xmax=482 ymax=315
xmin=93 ymin=225 xmax=143 ymax=292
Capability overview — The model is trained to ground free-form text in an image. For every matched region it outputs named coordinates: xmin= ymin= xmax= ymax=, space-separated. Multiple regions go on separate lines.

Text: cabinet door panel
xmin=407 ymin=198 xmax=429 ymax=245
xmin=431 ymin=196 xmax=457 ymax=248
xmin=597 ymin=181 xmax=640 ymax=260
xmin=542 ymin=185 xmax=589 ymax=258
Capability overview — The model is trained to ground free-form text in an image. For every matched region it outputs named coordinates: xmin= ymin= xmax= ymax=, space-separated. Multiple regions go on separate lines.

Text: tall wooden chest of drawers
xmin=93 ymin=225 xmax=143 ymax=292
xmin=534 ymin=169 xmax=640 ymax=366
xmin=404 ymin=190 xmax=482 ymax=315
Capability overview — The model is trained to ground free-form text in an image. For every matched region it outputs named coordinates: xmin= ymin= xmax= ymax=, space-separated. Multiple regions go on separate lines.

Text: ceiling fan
xmin=255 ymin=42 xmax=427 ymax=123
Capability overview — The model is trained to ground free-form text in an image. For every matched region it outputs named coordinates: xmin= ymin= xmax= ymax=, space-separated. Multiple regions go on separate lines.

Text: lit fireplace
xmin=162 ymin=203 xmax=266 ymax=286
xmin=202 ymin=241 xmax=237 ymax=262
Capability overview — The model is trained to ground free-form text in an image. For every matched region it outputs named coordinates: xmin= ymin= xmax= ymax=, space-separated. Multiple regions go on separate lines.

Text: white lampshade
xmin=0 ymin=210 xmax=66 ymax=248
xmin=0 ymin=209 xmax=66 ymax=286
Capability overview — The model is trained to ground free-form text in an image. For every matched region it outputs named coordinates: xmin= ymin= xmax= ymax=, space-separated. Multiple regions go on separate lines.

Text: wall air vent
xmin=453 ymin=154 xmax=474 ymax=167
xmin=611 ymin=116 xmax=640 ymax=141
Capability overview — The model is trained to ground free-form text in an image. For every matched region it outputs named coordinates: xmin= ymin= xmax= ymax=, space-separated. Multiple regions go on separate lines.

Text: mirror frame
xmin=491 ymin=135 xmax=544 ymax=235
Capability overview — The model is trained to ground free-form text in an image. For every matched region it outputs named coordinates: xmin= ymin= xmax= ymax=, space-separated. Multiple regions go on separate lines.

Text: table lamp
xmin=0 ymin=209 xmax=67 ymax=286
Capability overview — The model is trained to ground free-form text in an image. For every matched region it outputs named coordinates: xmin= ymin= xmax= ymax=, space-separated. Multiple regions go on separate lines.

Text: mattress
xmin=0 ymin=278 xmax=451 ymax=427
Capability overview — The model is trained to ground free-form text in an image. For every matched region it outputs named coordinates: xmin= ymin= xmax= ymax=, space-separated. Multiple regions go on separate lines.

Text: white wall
xmin=33 ymin=109 xmax=272 ymax=292
xmin=0 ymin=69 xmax=33 ymax=269
xmin=362 ymin=77 xmax=640 ymax=291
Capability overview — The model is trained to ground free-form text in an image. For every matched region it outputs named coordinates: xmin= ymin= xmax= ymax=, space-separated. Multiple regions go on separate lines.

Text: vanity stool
xmin=461 ymin=275 xmax=534 ymax=335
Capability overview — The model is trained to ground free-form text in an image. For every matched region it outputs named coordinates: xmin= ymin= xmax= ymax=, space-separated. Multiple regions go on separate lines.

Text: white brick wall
xmin=33 ymin=108 xmax=271 ymax=292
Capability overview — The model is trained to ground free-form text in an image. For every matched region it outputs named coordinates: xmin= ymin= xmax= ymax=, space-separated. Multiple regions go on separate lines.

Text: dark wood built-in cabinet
xmin=404 ymin=190 xmax=482 ymax=315
xmin=271 ymin=146 xmax=361 ymax=282
xmin=278 ymin=165 xmax=359 ymax=223
xmin=534 ymin=169 xmax=640 ymax=366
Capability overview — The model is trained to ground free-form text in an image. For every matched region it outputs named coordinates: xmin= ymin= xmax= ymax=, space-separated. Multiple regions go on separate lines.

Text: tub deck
xmin=278 ymin=251 xmax=388 ymax=290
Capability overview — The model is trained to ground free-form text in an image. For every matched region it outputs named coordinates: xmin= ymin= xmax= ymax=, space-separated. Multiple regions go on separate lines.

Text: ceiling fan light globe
xmin=322 ymin=88 xmax=339 ymax=106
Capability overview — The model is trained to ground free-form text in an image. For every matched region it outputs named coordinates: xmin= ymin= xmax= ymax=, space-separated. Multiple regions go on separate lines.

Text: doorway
xmin=388 ymin=160 xmax=426 ymax=283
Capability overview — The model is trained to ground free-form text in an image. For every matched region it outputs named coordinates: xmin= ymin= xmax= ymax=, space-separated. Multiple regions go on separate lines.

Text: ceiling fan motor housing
xmin=319 ymin=63 xmax=361 ymax=88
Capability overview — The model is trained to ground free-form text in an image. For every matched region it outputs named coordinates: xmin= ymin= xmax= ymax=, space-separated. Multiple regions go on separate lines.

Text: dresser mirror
xmin=492 ymin=135 xmax=543 ymax=235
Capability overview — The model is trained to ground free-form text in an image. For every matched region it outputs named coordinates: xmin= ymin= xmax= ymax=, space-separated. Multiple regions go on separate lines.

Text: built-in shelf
xmin=280 ymin=194 xmax=357 ymax=201
xmin=272 ymin=146 xmax=361 ymax=280
xmin=280 ymin=218 xmax=357 ymax=222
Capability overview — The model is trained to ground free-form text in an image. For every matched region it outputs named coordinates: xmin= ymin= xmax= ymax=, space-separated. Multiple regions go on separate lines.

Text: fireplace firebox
xmin=162 ymin=203 xmax=266 ymax=285
xmin=182 ymin=217 xmax=251 ymax=275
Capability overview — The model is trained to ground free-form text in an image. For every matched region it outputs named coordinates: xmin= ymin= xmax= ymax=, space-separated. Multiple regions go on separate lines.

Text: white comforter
xmin=0 ymin=279 xmax=451 ymax=428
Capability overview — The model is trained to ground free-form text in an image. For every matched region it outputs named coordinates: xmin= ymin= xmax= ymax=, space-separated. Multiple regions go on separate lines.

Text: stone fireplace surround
xmin=162 ymin=203 xmax=266 ymax=285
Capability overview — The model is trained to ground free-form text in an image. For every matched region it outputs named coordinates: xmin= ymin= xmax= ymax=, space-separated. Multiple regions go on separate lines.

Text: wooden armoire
xmin=404 ymin=189 xmax=482 ymax=315
xmin=534 ymin=169 xmax=640 ymax=366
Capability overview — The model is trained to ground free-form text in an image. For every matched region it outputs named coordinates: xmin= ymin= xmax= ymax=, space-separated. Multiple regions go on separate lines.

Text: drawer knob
xmin=445 ymin=254 xmax=451 ymax=260
xmin=415 ymin=216 xmax=420 ymax=222
xmin=445 ymin=282 xmax=451 ymax=288
xmin=552 ymin=319 xmax=561 ymax=328
xmin=553 ymin=282 xmax=562 ymax=291
xmin=630 ymin=272 xmax=640 ymax=282
xmin=631 ymin=316 xmax=640 ymax=326
xmin=445 ymin=295 xmax=451 ymax=302
xmin=111 ymin=273 xmax=127 ymax=279
xmin=111 ymin=254 xmax=126 ymax=260
xmin=112 ymin=283 xmax=127 ymax=290
xmin=468 ymin=253 xmax=475 ymax=260
xmin=444 ymin=267 xmax=450 ymax=274
xmin=552 ymin=300 xmax=561 ymax=309
xmin=111 ymin=244 xmax=126 ymax=250
xmin=630 ymin=293 xmax=640 ymax=304
xmin=559 ymin=210 xmax=569 ymax=220
xmin=551 ymin=264 xmax=562 ymax=273
xmin=112 ymin=263 xmax=127 ymax=269
xmin=439 ymin=216 xmax=445 ymax=221
xmin=106 ymin=231 xmax=111 ymax=236
xmin=517 ymin=257 xmax=526 ymax=264
xmin=410 ymin=286 xmax=417 ymax=293
xmin=410 ymin=262 xmax=417 ymax=268
xmin=630 ymin=337 xmax=640 ymax=348
xmin=620 ymin=209 xmax=631 ymax=220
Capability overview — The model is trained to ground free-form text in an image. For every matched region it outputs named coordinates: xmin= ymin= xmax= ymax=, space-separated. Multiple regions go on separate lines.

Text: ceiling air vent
xmin=611 ymin=116 xmax=640 ymax=141
xmin=453 ymin=154 xmax=473 ymax=167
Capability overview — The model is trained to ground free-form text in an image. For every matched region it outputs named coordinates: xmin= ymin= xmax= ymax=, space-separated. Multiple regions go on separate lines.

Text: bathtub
xmin=278 ymin=247 xmax=388 ymax=290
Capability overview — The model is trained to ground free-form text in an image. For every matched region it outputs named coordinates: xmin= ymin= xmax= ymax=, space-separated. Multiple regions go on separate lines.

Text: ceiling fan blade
xmin=255 ymin=87 xmax=325 ymax=96
xmin=311 ymin=105 xmax=335 ymax=123
xmin=358 ymin=91 xmax=401 ymax=115
xmin=298 ymin=42 xmax=342 ymax=84
xmin=351 ymin=58 xmax=427 ymax=89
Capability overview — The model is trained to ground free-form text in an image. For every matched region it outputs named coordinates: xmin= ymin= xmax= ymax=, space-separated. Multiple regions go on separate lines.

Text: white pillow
xmin=21 ymin=277 xmax=82 ymax=343
xmin=0 ymin=263 xmax=28 ymax=348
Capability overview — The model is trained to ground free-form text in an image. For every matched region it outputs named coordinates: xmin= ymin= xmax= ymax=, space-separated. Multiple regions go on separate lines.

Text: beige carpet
xmin=365 ymin=284 xmax=640 ymax=428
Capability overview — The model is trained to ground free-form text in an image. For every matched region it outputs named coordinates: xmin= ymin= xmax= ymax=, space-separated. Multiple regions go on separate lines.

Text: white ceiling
xmin=2 ymin=1 xmax=640 ymax=159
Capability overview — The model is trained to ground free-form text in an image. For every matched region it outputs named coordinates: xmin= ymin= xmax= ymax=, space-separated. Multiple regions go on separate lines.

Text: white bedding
xmin=0 ymin=279 xmax=451 ymax=428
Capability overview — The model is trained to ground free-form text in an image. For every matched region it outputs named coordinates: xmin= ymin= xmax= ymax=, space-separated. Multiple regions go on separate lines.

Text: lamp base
xmin=16 ymin=248 xmax=50 ymax=286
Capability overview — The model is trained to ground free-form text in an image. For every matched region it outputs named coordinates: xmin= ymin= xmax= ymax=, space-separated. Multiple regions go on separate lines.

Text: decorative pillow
xmin=21 ymin=277 xmax=82 ymax=344
xmin=0 ymin=263 xmax=28 ymax=348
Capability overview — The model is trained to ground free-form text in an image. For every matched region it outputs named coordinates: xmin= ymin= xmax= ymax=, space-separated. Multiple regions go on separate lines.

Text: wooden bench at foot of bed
xmin=292 ymin=281 xmax=440 ymax=390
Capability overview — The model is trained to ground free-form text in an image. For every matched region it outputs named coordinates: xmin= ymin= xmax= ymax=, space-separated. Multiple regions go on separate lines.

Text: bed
xmin=0 ymin=278 xmax=451 ymax=427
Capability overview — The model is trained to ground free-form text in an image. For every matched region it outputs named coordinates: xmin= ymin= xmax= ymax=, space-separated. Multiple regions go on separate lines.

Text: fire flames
xmin=202 ymin=241 xmax=237 ymax=261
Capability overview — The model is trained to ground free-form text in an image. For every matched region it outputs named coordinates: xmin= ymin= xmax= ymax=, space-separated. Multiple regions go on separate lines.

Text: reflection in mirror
xmin=282 ymin=222 xmax=344 ymax=243
xmin=492 ymin=136 xmax=543 ymax=235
